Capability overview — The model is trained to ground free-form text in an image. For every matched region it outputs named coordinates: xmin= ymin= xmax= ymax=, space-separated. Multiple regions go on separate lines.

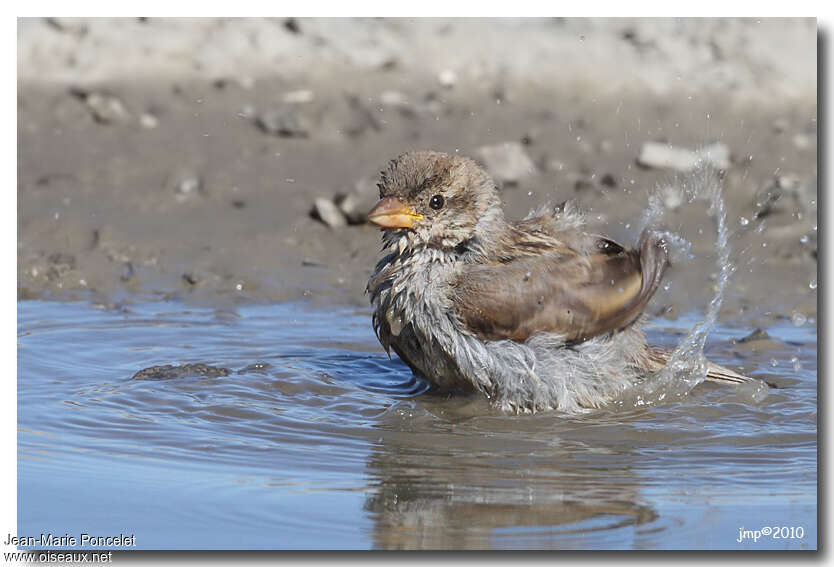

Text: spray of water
xmin=631 ymin=163 xmax=735 ymax=405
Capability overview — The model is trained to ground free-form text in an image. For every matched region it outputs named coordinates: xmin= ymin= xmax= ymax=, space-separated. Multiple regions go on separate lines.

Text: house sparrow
xmin=366 ymin=151 xmax=751 ymax=413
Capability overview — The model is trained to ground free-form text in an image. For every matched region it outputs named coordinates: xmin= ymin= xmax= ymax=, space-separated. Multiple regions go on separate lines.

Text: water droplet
xmin=770 ymin=358 xmax=779 ymax=367
xmin=235 ymin=283 xmax=243 ymax=291
xmin=809 ymin=279 xmax=817 ymax=290
xmin=663 ymin=282 xmax=672 ymax=291
xmin=800 ymin=234 xmax=809 ymax=244
xmin=791 ymin=311 xmax=807 ymax=326
xmin=762 ymin=241 xmax=767 ymax=248
xmin=527 ymin=191 xmax=532 ymax=196
xmin=579 ymin=35 xmax=585 ymax=41
xmin=739 ymin=216 xmax=750 ymax=226
xmin=792 ymin=356 xmax=803 ymax=372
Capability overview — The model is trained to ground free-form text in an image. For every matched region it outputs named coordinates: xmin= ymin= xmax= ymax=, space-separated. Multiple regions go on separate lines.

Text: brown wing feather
xmin=452 ymin=229 xmax=669 ymax=343
xmin=647 ymin=348 xmax=754 ymax=384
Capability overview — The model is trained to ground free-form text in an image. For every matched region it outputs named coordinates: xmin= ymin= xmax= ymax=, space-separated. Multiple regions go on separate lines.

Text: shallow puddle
xmin=17 ymin=299 xmax=817 ymax=549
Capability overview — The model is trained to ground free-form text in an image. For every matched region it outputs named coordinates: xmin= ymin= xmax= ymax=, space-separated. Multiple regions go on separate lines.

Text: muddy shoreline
xmin=18 ymin=18 xmax=818 ymax=325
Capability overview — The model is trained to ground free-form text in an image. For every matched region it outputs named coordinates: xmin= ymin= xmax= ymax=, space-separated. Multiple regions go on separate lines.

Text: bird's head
xmin=368 ymin=151 xmax=504 ymax=251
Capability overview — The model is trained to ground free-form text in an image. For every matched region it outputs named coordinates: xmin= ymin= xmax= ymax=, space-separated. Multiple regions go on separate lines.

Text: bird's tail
xmin=646 ymin=348 xmax=754 ymax=385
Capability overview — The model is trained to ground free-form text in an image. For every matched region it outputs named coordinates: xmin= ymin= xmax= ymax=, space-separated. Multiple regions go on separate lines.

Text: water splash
xmin=633 ymin=164 xmax=735 ymax=405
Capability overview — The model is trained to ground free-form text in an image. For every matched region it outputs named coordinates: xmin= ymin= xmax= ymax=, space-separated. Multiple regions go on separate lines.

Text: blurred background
xmin=17 ymin=17 xmax=817 ymax=318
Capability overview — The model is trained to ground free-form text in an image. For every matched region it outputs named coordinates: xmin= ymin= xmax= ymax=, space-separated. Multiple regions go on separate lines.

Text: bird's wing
xmin=646 ymin=348 xmax=755 ymax=384
xmin=451 ymin=230 xmax=668 ymax=343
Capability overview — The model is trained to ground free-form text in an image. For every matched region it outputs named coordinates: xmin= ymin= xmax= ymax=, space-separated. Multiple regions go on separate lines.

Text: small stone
xmin=120 ymin=261 xmax=135 ymax=282
xmin=139 ymin=112 xmax=159 ymax=129
xmin=238 ymin=362 xmax=273 ymax=374
xmin=132 ymin=363 xmax=230 ymax=381
xmin=282 ymin=89 xmax=314 ymax=104
xmin=167 ymin=170 xmax=203 ymax=202
xmin=438 ymin=69 xmax=458 ymax=88
xmin=255 ymin=105 xmax=310 ymax=138
xmin=599 ymin=173 xmax=617 ymax=188
xmin=238 ymin=104 xmax=256 ymax=119
xmin=182 ymin=272 xmax=199 ymax=286
xmin=343 ymin=94 xmax=382 ymax=138
xmin=311 ymin=197 xmax=347 ymax=228
xmin=734 ymin=328 xmax=770 ymax=344
xmin=771 ymin=118 xmax=789 ymax=133
xmin=71 ymin=89 xmax=131 ymax=124
xmin=283 ymin=18 xmax=301 ymax=34
xmin=380 ymin=90 xmax=409 ymax=107
xmin=793 ymin=133 xmax=815 ymax=150
xmin=476 ymin=142 xmax=537 ymax=186
xmin=637 ymin=141 xmax=730 ymax=171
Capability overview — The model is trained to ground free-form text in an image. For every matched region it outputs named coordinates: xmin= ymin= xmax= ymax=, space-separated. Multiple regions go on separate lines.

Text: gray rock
xmin=476 ymin=142 xmax=537 ymax=186
xmin=380 ymin=90 xmax=409 ymax=107
xmin=282 ymin=89 xmax=314 ymax=104
xmin=337 ymin=177 xmax=381 ymax=224
xmin=255 ymin=104 xmax=310 ymax=137
xmin=166 ymin=169 xmax=203 ymax=203
xmin=753 ymin=174 xmax=815 ymax=219
xmin=734 ymin=328 xmax=771 ymax=344
xmin=311 ymin=197 xmax=347 ymax=228
xmin=343 ymin=94 xmax=382 ymax=138
xmin=139 ymin=112 xmax=159 ymax=129
xmin=637 ymin=141 xmax=730 ymax=171
xmin=132 ymin=363 xmax=230 ymax=381
xmin=438 ymin=69 xmax=458 ymax=88
xmin=71 ymin=89 xmax=131 ymax=124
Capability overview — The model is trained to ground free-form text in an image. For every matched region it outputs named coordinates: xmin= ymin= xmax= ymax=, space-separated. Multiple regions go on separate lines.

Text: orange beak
xmin=367 ymin=197 xmax=423 ymax=229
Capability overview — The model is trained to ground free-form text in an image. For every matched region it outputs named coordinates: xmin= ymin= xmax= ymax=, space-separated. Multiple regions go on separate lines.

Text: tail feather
xmin=646 ymin=348 xmax=754 ymax=385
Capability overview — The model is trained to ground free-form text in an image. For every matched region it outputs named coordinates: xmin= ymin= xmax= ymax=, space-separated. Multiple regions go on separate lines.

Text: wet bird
xmin=366 ymin=151 xmax=752 ymax=413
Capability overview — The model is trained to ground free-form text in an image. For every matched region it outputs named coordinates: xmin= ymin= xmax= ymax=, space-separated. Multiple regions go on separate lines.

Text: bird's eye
xmin=429 ymin=195 xmax=444 ymax=210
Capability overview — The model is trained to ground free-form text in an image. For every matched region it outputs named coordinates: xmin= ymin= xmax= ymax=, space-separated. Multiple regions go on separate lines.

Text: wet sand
xmin=18 ymin=18 xmax=818 ymax=323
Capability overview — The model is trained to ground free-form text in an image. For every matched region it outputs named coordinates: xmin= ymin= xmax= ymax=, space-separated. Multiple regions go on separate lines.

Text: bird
xmin=366 ymin=151 xmax=752 ymax=413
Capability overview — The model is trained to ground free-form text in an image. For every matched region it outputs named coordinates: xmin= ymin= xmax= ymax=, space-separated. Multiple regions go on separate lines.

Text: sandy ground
xmin=17 ymin=17 xmax=818 ymax=322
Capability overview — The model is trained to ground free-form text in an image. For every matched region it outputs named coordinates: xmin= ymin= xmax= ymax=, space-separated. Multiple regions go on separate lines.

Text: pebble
xmin=344 ymin=94 xmax=382 ymax=137
xmin=380 ymin=90 xmax=409 ymax=107
xmin=282 ymin=89 xmax=314 ymax=104
xmin=753 ymin=174 xmax=813 ymax=219
xmin=167 ymin=170 xmax=203 ymax=202
xmin=311 ymin=197 xmax=347 ymax=228
xmin=438 ymin=69 xmax=458 ymax=88
xmin=72 ymin=89 xmax=131 ymax=124
xmin=637 ymin=141 xmax=730 ymax=171
xmin=476 ymin=142 xmax=537 ymax=186
xmin=734 ymin=328 xmax=771 ymax=343
xmin=139 ymin=112 xmax=159 ymax=129
xmin=132 ymin=363 xmax=230 ymax=381
xmin=255 ymin=104 xmax=310 ymax=138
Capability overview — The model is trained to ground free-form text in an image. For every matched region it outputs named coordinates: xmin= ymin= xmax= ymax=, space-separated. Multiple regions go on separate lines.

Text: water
xmin=639 ymin=166 xmax=733 ymax=402
xmin=17 ymin=299 xmax=817 ymax=550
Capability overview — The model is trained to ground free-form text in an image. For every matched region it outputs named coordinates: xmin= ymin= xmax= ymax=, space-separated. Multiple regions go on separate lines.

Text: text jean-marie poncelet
xmin=5 ymin=533 xmax=136 ymax=547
